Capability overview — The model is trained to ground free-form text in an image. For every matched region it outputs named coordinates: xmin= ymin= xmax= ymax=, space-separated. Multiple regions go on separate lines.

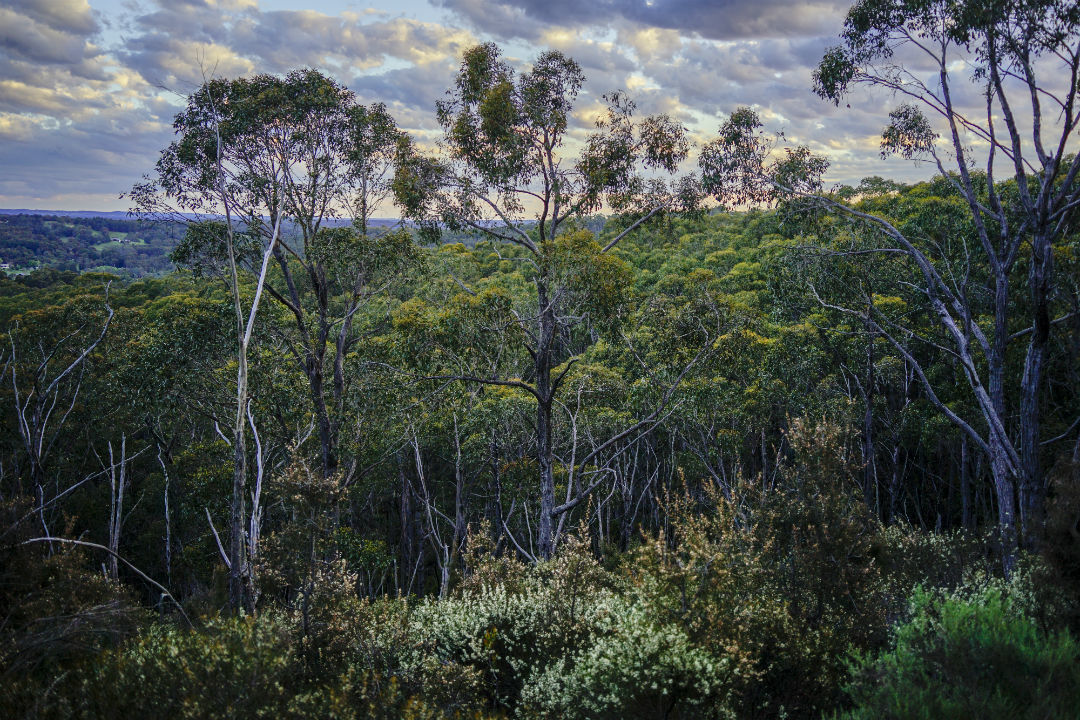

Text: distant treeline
xmin=0 ymin=213 xmax=183 ymax=276
xmin=0 ymin=213 xmax=605 ymax=277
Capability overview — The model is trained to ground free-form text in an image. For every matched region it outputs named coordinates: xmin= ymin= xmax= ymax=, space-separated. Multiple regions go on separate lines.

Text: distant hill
xmin=0 ymin=209 xmax=401 ymax=226
xmin=0 ymin=213 xmax=185 ymax=276
xmin=0 ymin=209 xmax=139 ymax=220
xmin=0 ymin=211 xmax=608 ymax=275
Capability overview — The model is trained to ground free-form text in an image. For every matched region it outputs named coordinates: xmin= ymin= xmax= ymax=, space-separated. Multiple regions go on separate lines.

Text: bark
xmin=397 ymin=454 xmax=413 ymax=594
xmin=960 ymin=434 xmax=973 ymax=531
xmin=1019 ymin=232 xmax=1053 ymax=547
xmin=861 ymin=326 xmax=877 ymax=513
xmin=535 ymin=278 xmax=557 ymax=560
xmin=106 ymin=436 xmax=127 ymax=582
xmin=991 ymin=443 xmax=1018 ymax=575
xmin=271 ymin=245 xmax=339 ymax=483
xmin=227 ymin=214 xmax=280 ymax=613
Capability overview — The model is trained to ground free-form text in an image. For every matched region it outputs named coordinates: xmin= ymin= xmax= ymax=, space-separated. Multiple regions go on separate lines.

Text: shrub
xmin=521 ymin=596 xmax=733 ymax=719
xmin=838 ymin=584 xmax=1080 ymax=720
xmin=632 ymin=418 xmax=894 ymax=718
xmin=407 ymin=536 xmax=735 ymax=718
xmin=44 ymin=550 xmax=502 ymax=720
xmin=0 ymin=502 xmax=148 ymax=718
xmin=75 ymin=614 xmax=299 ymax=719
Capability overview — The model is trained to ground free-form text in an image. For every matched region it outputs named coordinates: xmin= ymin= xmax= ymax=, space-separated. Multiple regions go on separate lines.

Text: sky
xmin=0 ymin=0 xmax=931 ymax=211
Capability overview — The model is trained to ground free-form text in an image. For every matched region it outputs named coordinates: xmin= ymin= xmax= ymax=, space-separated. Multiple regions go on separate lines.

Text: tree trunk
xmin=106 ymin=436 xmax=127 ymax=582
xmin=308 ymin=358 xmax=336 ymax=481
xmin=397 ymin=454 xmax=413 ymax=594
xmin=960 ymin=434 xmax=973 ymax=531
xmin=862 ymin=326 xmax=877 ymax=514
xmin=989 ymin=441 xmax=1018 ymax=575
xmin=536 ymin=278 xmax=556 ymax=560
xmin=988 ymin=265 xmax=1018 ymax=573
xmin=229 ymin=345 xmax=248 ymax=612
xmin=1019 ymin=232 xmax=1052 ymax=548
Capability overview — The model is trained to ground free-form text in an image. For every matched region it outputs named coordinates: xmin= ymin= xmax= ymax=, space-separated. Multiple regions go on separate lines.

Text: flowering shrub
xmin=407 ymin=536 xmax=736 ymax=718
xmin=522 ymin=596 xmax=733 ymax=719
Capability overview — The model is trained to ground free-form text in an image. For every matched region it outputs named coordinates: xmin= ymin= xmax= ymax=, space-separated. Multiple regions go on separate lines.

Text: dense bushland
xmin=1 ymin=201 xmax=1077 ymax=717
xmin=5 ymin=0 xmax=1080 ymax=711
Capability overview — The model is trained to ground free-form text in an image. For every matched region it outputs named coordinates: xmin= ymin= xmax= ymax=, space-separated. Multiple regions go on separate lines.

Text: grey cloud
xmin=435 ymin=0 xmax=541 ymax=41
xmin=5 ymin=0 xmax=100 ymax=37
xmin=121 ymin=5 xmax=474 ymax=87
xmin=351 ymin=66 xmax=454 ymax=111
xmin=133 ymin=2 xmax=238 ymax=44
xmin=542 ymin=39 xmax=637 ymax=75
xmin=437 ymin=0 xmax=850 ymax=41
xmin=0 ymin=10 xmax=97 ymax=66
xmin=0 ymin=0 xmax=999 ymax=211
xmin=0 ymin=109 xmax=173 ymax=203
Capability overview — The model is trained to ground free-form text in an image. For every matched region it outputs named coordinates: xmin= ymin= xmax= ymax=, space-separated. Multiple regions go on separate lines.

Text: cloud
xmin=120 ymin=2 xmax=476 ymax=83
xmin=0 ymin=0 xmax=482 ymax=208
xmin=4 ymin=0 xmax=100 ymax=36
xmin=436 ymin=0 xmax=850 ymax=42
xmin=0 ymin=101 xmax=173 ymax=205
xmin=0 ymin=0 xmax=1016 ymax=210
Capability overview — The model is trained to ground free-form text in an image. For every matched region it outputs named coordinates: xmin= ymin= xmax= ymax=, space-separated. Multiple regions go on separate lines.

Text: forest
xmin=0 ymin=214 xmax=184 ymax=276
xmin=2 ymin=1 xmax=1080 ymax=718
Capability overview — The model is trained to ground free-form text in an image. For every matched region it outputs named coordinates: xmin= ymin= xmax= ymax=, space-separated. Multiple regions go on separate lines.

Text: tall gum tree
xmin=133 ymin=69 xmax=419 ymax=608
xmin=394 ymin=43 xmax=704 ymax=559
xmin=703 ymin=0 xmax=1080 ymax=563
xmin=133 ymin=74 xmax=287 ymax=611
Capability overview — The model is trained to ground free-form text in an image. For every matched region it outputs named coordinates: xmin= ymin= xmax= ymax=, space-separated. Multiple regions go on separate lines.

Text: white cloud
xmin=0 ymin=0 xmax=1032 ymax=209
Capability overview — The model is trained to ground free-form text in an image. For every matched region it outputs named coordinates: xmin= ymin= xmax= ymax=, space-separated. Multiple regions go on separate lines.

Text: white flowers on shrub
xmin=523 ymin=596 xmax=733 ymax=719
xmin=403 ymin=569 xmax=734 ymax=719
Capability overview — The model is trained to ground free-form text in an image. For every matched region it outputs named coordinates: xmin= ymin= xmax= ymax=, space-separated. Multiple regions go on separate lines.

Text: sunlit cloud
xmin=0 ymin=0 xmax=998 ymax=210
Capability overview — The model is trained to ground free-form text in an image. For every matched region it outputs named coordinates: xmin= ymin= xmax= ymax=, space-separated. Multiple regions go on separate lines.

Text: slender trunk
xmin=308 ymin=359 xmax=335 ymax=481
xmin=537 ymin=399 xmax=555 ymax=559
xmin=989 ymin=266 xmax=1019 ymax=572
xmin=451 ymin=415 xmax=466 ymax=576
xmin=229 ymin=345 xmax=249 ymax=611
xmin=438 ymin=416 xmax=468 ymax=598
xmin=163 ymin=467 xmax=171 ymax=587
xmin=106 ymin=436 xmax=126 ymax=582
xmin=227 ymin=213 xmax=280 ymax=613
xmin=398 ymin=454 xmax=412 ymax=594
xmin=960 ymin=434 xmax=973 ymax=531
xmin=1019 ymin=232 xmax=1052 ymax=547
xmin=536 ymin=278 xmax=556 ymax=560
xmin=889 ymin=444 xmax=901 ymax=523
xmin=862 ymin=326 xmax=877 ymax=514
xmin=760 ymin=428 xmax=768 ymax=490
xmin=990 ymin=443 xmax=1018 ymax=575
xmin=490 ymin=432 xmax=504 ymax=554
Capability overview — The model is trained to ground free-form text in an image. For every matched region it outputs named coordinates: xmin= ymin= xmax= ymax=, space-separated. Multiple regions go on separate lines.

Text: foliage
xmin=0 ymin=213 xmax=183 ymax=275
xmin=1 ymin=22 xmax=1079 ymax=720
xmin=0 ymin=503 xmax=148 ymax=717
xmin=838 ymin=583 xmax=1080 ymax=720
xmin=407 ymin=535 xmax=734 ymax=719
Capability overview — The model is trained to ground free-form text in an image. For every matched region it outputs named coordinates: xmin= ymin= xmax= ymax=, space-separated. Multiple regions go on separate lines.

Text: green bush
xmin=521 ymin=596 xmax=733 ymax=719
xmin=838 ymin=585 xmax=1080 ymax=720
xmin=0 ymin=502 xmax=148 ymax=718
xmin=58 ymin=582 xmax=496 ymax=720
xmin=407 ymin=536 xmax=735 ymax=718
xmin=76 ymin=614 xmax=297 ymax=719
xmin=632 ymin=419 xmax=895 ymax=719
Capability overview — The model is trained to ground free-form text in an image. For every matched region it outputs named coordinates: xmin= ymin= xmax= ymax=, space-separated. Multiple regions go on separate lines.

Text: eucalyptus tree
xmin=248 ymin=78 xmax=419 ymax=489
xmin=134 ymin=69 xmax=418 ymax=608
xmin=395 ymin=43 xmax=703 ymax=559
xmin=702 ymin=0 xmax=1080 ymax=558
xmin=2 ymin=289 xmax=114 ymax=544
xmin=133 ymin=73 xmax=287 ymax=610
